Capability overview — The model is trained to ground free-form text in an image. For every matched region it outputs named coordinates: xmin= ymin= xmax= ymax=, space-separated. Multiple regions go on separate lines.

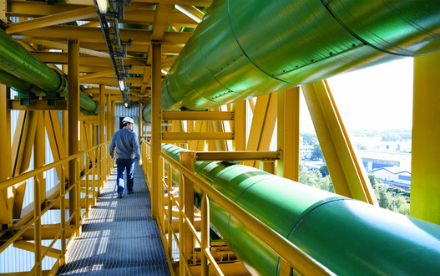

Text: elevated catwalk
xmin=57 ymin=164 xmax=170 ymax=275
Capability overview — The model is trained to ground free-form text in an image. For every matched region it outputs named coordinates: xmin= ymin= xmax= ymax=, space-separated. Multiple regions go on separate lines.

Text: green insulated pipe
xmin=143 ymin=0 xmax=440 ymax=121
xmin=0 ymin=29 xmax=98 ymax=114
xmin=0 ymin=69 xmax=44 ymax=96
xmin=162 ymin=144 xmax=440 ymax=275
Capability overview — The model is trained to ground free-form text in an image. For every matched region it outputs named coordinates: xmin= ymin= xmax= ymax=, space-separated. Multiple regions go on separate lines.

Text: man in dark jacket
xmin=109 ymin=117 xmax=142 ymax=198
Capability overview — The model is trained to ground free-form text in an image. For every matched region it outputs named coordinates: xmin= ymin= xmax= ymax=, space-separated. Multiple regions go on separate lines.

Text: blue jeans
xmin=116 ymin=159 xmax=135 ymax=194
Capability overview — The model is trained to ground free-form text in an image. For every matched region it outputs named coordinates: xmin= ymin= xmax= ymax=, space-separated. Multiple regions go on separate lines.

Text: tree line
xmin=299 ymin=166 xmax=410 ymax=215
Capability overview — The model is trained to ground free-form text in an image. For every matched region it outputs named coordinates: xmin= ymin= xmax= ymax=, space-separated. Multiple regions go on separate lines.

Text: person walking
xmin=109 ymin=117 xmax=142 ymax=198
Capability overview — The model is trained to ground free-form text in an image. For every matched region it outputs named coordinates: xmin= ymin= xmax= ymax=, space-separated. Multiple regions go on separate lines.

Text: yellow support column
xmin=11 ymin=110 xmax=38 ymax=218
xmin=411 ymin=51 xmax=440 ymax=224
xmin=68 ymin=40 xmax=80 ymax=228
xmin=139 ymin=103 xmax=143 ymax=142
xmin=277 ymin=87 xmax=300 ymax=181
xmin=243 ymin=93 xmax=277 ymax=168
xmin=35 ymin=111 xmax=46 ymax=203
xmin=45 ymin=111 xmax=68 ymax=179
xmin=99 ymin=85 xmax=106 ymax=186
xmin=212 ymin=107 xmax=228 ymax=151
xmin=180 ymin=151 xmax=195 ymax=269
xmin=0 ymin=85 xmax=11 ymax=226
xmin=107 ymin=93 xmax=113 ymax=175
xmin=301 ymin=81 xmax=377 ymax=205
xmin=234 ymin=100 xmax=246 ymax=151
xmin=151 ymin=42 xmax=162 ymax=220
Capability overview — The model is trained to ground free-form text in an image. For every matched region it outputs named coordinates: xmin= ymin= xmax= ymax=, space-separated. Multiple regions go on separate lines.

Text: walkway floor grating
xmin=57 ymin=164 xmax=170 ymax=276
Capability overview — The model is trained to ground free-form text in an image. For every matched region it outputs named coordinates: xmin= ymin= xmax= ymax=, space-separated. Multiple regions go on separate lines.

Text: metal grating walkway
xmin=57 ymin=164 xmax=170 ymax=276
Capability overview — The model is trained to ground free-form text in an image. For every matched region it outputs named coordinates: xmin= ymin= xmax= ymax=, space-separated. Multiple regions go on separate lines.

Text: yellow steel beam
xmin=258 ymin=94 xmax=277 ymax=151
xmin=189 ymin=261 xmax=249 ymax=276
xmin=139 ymin=103 xmax=143 ymax=141
xmin=301 ymin=81 xmax=377 ymax=205
xmin=244 ymin=94 xmax=270 ymax=167
xmin=99 ymin=85 xmax=106 ymax=141
xmin=80 ymin=70 xmax=116 ymax=81
xmin=32 ymin=52 xmax=146 ymax=67
xmin=83 ymin=121 xmax=92 ymax=149
xmin=35 ymin=111 xmax=46 ymax=203
xmin=45 ymin=110 xmax=68 ymax=179
xmin=26 ymin=39 xmax=110 ymax=59
xmin=0 ymin=85 xmax=11 ymax=225
xmin=10 ymin=111 xmax=39 ymax=219
xmin=9 ymin=99 xmax=67 ymax=110
xmin=7 ymin=1 xmax=88 ymax=17
xmin=175 ymin=4 xmax=204 ymax=23
xmin=243 ymin=93 xmax=277 ymax=168
xmin=162 ymin=132 xmax=233 ymax=141
xmin=79 ymin=76 xmax=144 ymax=87
xmin=133 ymin=0 xmax=212 ymax=5
xmin=180 ymin=151 xmax=196 ymax=264
xmin=84 ymin=88 xmax=123 ymax=95
xmin=124 ymin=10 xmax=198 ymax=28
xmin=277 ymin=87 xmax=300 ymax=181
xmin=0 ymin=0 xmax=5 ymax=22
xmin=10 ymin=224 xmax=76 ymax=240
xmin=140 ymin=67 xmax=152 ymax=94
xmin=162 ymin=110 xmax=234 ymax=121
xmin=188 ymin=120 xmax=201 ymax=150
xmin=14 ymin=241 xmax=62 ymax=259
xmin=152 ymin=4 xmax=174 ymax=41
xmin=14 ymin=25 xmax=192 ymax=44
xmin=411 ymin=50 xmax=440 ymax=224
xmin=196 ymin=121 xmax=207 ymax=151
xmin=208 ymin=120 xmax=218 ymax=151
xmin=111 ymin=101 xmax=115 ymax=136
xmin=211 ymin=107 xmax=228 ymax=151
xmin=233 ymin=101 xmax=246 ymax=151
xmin=195 ymin=151 xmax=280 ymax=161
xmin=6 ymin=6 xmax=97 ymax=34
xmin=80 ymin=115 xmax=99 ymax=124
xmin=248 ymin=97 xmax=256 ymax=113
xmin=68 ymin=39 xmax=80 ymax=227
xmin=151 ymin=42 xmax=162 ymax=220
xmin=12 ymin=111 xmax=39 ymax=176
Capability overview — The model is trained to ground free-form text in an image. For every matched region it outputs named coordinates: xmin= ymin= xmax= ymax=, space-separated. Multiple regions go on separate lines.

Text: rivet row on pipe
xmin=143 ymin=0 xmax=440 ymax=122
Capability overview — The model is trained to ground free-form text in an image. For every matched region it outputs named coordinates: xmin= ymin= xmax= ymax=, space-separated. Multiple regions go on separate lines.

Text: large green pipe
xmin=162 ymin=144 xmax=440 ymax=275
xmin=0 ymin=29 xmax=98 ymax=114
xmin=143 ymin=0 xmax=440 ymax=121
xmin=0 ymin=69 xmax=44 ymax=96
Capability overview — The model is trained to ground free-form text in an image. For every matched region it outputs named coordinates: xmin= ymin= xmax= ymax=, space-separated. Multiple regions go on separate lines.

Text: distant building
xmin=299 ymin=144 xmax=314 ymax=159
xmin=372 ymin=166 xmax=411 ymax=191
xmin=300 ymin=160 xmax=325 ymax=171
xmin=359 ymin=151 xmax=411 ymax=172
xmin=354 ymin=136 xmax=412 ymax=152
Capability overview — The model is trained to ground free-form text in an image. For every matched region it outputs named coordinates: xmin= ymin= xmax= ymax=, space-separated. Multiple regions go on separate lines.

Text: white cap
xmin=122 ymin=117 xmax=134 ymax=124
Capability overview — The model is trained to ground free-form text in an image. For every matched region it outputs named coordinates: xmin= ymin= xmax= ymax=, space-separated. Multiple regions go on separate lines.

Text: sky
xmin=299 ymin=57 xmax=414 ymax=133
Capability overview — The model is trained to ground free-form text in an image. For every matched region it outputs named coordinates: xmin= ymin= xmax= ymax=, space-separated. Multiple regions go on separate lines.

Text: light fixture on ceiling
xmin=175 ymin=5 xmax=202 ymax=23
xmin=118 ymin=79 xmax=125 ymax=91
xmin=124 ymin=102 xmax=128 ymax=108
xmin=96 ymin=0 xmax=109 ymax=14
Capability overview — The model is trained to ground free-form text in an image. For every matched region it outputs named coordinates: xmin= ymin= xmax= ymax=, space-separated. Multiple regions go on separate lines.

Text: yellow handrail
xmin=143 ymin=140 xmax=334 ymax=276
xmin=0 ymin=141 xmax=113 ymax=276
